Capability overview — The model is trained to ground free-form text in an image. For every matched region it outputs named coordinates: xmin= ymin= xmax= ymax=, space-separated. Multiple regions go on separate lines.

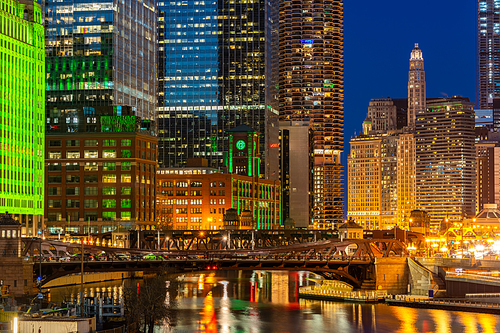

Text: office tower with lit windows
xmin=347 ymin=131 xmax=398 ymax=230
xmin=408 ymin=43 xmax=425 ymax=128
xmin=396 ymin=132 xmax=416 ymax=229
xmin=478 ymin=0 xmax=500 ymax=109
xmin=0 ymin=0 xmax=45 ymax=236
xmin=416 ymin=96 xmax=476 ymax=231
xmin=156 ymin=0 xmax=279 ymax=180
xmin=278 ymin=0 xmax=344 ymax=227
xmin=44 ymin=0 xmax=158 ymax=233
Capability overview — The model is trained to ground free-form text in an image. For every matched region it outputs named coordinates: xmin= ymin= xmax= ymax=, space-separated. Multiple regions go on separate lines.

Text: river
xmin=45 ymin=270 xmax=500 ymax=333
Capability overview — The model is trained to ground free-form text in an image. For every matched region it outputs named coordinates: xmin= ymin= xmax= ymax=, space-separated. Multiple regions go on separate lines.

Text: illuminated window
xmin=103 ymin=174 xmax=117 ymax=183
xmin=121 ymin=162 xmax=132 ymax=171
xmin=121 ymin=199 xmax=132 ymax=208
xmin=103 ymin=162 xmax=116 ymax=171
xmin=84 ymin=150 xmax=98 ymax=158
xmin=103 ymin=150 xmax=116 ymax=158
xmin=121 ymin=174 xmax=131 ymax=183
xmin=48 ymin=151 xmax=62 ymax=159
xmin=103 ymin=187 xmax=116 ymax=195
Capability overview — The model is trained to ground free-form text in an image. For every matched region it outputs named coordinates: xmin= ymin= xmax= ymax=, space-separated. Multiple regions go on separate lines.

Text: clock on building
xmin=236 ymin=140 xmax=246 ymax=150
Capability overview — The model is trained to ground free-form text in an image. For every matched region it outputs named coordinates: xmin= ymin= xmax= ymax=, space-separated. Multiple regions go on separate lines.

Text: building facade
xmin=156 ymin=0 xmax=279 ymax=180
xmin=366 ymin=98 xmax=398 ymax=133
xmin=279 ymin=121 xmax=313 ymax=228
xmin=347 ymin=133 xmax=398 ymax=230
xmin=278 ymin=0 xmax=344 ymax=227
xmin=44 ymin=0 xmax=158 ymax=233
xmin=476 ymin=140 xmax=500 ymax=213
xmin=478 ymin=0 xmax=500 ymax=109
xmin=0 ymin=0 xmax=45 ymax=236
xmin=416 ymin=96 xmax=476 ymax=231
xmin=396 ymin=132 xmax=416 ymax=228
xmin=156 ymin=169 xmax=281 ymax=230
xmin=407 ymin=43 xmax=425 ymax=128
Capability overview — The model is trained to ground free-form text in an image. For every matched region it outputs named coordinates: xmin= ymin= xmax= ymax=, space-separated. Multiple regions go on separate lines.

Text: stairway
xmin=360 ymin=279 xmax=376 ymax=290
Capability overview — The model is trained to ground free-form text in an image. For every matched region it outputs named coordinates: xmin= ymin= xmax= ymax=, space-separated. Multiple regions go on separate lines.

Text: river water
xmin=45 ymin=270 xmax=500 ymax=333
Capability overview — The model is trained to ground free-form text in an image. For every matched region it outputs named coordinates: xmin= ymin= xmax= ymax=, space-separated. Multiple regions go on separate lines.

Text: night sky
xmin=342 ymin=1 xmax=477 ymax=212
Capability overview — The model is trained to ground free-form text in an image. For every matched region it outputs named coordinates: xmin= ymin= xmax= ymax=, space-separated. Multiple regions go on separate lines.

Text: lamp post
xmin=80 ymin=237 xmax=84 ymax=317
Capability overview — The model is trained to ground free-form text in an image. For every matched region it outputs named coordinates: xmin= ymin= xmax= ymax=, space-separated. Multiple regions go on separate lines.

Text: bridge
xmin=30 ymin=238 xmax=408 ymax=288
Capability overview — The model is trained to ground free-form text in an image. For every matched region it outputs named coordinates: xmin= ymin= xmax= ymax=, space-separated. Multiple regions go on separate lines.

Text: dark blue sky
xmin=342 ymin=1 xmax=477 ymax=211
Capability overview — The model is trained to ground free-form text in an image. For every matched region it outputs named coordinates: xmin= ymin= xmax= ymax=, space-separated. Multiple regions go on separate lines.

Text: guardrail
xmin=465 ymin=292 xmax=500 ymax=298
xmin=446 ymin=272 xmax=500 ymax=283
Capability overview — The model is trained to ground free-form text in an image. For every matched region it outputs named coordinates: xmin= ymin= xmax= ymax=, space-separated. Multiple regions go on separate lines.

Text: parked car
xmin=114 ymin=253 xmax=130 ymax=261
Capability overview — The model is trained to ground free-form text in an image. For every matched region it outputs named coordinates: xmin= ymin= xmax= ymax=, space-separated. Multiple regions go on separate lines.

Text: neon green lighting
xmin=100 ymin=116 xmax=136 ymax=132
xmin=0 ymin=0 xmax=45 ymax=215
xmin=236 ymin=140 xmax=246 ymax=150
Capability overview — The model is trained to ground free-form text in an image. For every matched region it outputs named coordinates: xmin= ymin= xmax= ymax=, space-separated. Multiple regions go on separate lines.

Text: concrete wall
xmin=374 ymin=257 xmax=408 ymax=294
xmin=20 ymin=317 xmax=96 ymax=333
xmin=43 ymin=271 xmax=142 ymax=288
xmin=407 ymin=257 xmax=442 ymax=296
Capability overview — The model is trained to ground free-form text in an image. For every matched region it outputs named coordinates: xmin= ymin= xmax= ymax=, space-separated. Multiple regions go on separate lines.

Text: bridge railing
xmin=446 ymin=271 xmax=500 ymax=283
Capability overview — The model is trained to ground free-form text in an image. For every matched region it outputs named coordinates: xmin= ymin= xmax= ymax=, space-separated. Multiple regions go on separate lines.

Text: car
xmin=114 ymin=253 xmax=130 ymax=261
xmin=142 ymin=253 xmax=163 ymax=261
xmin=96 ymin=252 xmax=109 ymax=261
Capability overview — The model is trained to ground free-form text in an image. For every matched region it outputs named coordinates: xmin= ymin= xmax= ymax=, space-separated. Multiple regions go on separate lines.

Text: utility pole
xmin=38 ymin=233 xmax=42 ymax=310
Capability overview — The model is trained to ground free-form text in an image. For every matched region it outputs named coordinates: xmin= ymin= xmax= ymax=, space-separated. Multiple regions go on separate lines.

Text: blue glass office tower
xmin=157 ymin=0 xmax=279 ymax=180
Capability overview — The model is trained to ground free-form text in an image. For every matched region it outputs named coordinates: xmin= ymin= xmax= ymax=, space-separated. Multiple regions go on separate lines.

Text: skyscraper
xmin=407 ymin=43 xmax=425 ymax=128
xmin=0 ymin=0 xmax=45 ymax=236
xmin=44 ymin=0 xmax=158 ymax=233
xmin=278 ymin=0 xmax=344 ymax=227
xmin=156 ymin=0 xmax=279 ymax=180
xmin=478 ymin=0 xmax=500 ymax=109
xmin=416 ymin=96 xmax=476 ymax=230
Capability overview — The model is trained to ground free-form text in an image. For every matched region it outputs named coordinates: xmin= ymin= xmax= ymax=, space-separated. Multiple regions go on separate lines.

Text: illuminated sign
xmin=300 ymin=39 xmax=314 ymax=44
xmin=101 ymin=116 xmax=136 ymax=132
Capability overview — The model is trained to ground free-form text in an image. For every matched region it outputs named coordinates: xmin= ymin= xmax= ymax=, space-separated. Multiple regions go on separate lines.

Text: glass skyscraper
xmin=0 ymin=0 xmax=45 ymax=236
xmin=157 ymin=0 xmax=279 ymax=180
xmin=44 ymin=0 xmax=158 ymax=233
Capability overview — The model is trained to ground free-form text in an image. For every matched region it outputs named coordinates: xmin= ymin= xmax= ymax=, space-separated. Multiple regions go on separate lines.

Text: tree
xmin=124 ymin=266 xmax=178 ymax=333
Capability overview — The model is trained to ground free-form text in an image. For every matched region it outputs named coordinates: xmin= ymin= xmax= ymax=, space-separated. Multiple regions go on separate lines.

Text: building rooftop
xmin=476 ymin=204 xmax=500 ymax=219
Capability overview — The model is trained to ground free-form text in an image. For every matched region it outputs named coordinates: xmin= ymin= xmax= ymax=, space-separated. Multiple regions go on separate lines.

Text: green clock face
xmin=236 ymin=140 xmax=246 ymax=150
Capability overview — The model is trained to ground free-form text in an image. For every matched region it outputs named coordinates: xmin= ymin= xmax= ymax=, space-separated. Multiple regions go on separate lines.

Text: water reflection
xmin=45 ymin=271 xmax=500 ymax=333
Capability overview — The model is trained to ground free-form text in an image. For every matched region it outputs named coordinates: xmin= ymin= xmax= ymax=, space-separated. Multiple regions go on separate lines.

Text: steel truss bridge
xmin=26 ymin=238 xmax=408 ymax=287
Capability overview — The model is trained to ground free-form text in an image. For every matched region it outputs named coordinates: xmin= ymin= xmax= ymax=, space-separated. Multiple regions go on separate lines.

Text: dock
xmin=299 ymin=285 xmax=387 ymax=303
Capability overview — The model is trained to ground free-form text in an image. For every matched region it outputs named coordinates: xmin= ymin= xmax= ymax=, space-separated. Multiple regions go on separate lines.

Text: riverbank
xmin=386 ymin=295 xmax=500 ymax=314
xmin=43 ymin=271 xmax=143 ymax=288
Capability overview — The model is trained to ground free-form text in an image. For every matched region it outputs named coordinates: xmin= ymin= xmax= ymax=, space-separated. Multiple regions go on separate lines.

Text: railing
xmin=446 ymin=272 xmax=500 ymax=283
xmin=465 ymin=293 xmax=500 ymax=298
xmin=390 ymin=295 xmax=500 ymax=309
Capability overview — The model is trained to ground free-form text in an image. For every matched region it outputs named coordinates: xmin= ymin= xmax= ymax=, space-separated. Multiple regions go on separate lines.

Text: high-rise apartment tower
xmin=278 ymin=0 xmax=344 ymax=227
xmin=478 ymin=0 xmax=500 ymax=109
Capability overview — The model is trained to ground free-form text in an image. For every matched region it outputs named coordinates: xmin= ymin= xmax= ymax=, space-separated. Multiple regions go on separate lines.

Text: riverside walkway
xmin=386 ymin=295 xmax=500 ymax=314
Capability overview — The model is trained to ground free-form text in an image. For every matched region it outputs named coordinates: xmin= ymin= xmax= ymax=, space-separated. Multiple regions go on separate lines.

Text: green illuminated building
xmin=0 ymin=0 xmax=45 ymax=236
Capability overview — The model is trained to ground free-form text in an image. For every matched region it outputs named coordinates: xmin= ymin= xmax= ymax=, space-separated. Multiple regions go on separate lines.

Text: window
xmin=103 ymin=139 xmax=116 ymax=146
xmin=103 ymin=150 xmax=116 ymax=158
xmin=48 ymin=163 xmax=61 ymax=171
xmin=67 ymin=212 xmax=79 ymax=223
xmin=190 ymin=199 xmax=202 ymax=205
xmin=121 ymin=199 xmax=131 ymax=208
xmin=121 ymin=211 xmax=131 ymax=221
xmin=136 ymin=140 xmax=141 ymax=147
xmin=66 ymin=140 xmax=80 ymax=147
xmin=84 ymin=187 xmax=98 ymax=195
xmin=103 ymin=212 xmax=116 ymax=221
xmin=191 ymin=208 xmax=202 ymax=214
xmin=48 ymin=187 xmax=61 ymax=195
xmin=191 ymin=190 xmax=202 ymax=196
xmin=66 ymin=187 xmax=79 ymax=195
xmin=48 ymin=175 xmax=62 ymax=183
xmin=47 ymin=200 xmax=62 ymax=208
xmin=103 ymin=187 xmax=116 ymax=195
xmin=191 ymin=181 xmax=203 ymax=187
xmin=84 ymin=199 xmax=98 ymax=208
xmin=121 ymin=187 xmax=132 ymax=195
xmin=102 ymin=199 xmax=116 ymax=208
xmin=84 ymin=175 xmax=98 ymax=183
xmin=176 ymin=190 xmax=188 ymax=196
xmin=49 ymin=140 xmax=62 ymax=147
xmin=48 ymin=151 xmax=61 ymax=159
xmin=85 ymin=140 xmax=98 ymax=146
xmin=121 ymin=139 xmax=131 ymax=146
xmin=121 ymin=162 xmax=131 ymax=171
xmin=121 ymin=150 xmax=131 ymax=158
xmin=103 ymin=174 xmax=116 ymax=183
xmin=66 ymin=163 xmax=80 ymax=171
xmin=66 ymin=199 xmax=80 ymax=208
xmin=191 ymin=217 xmax=203 ymax=223
xmin=66 ymin=151 xmax=80 ymax=159
xmin=47 ymin=213 xmax=62 ymax=222
xmin=162 ymin=181 xmax=173 ymax=187
xmin=84 ymin=150 xmax=98 ymax=158
xmin=177 ymin=181 xmax=188 ymax=187
xmin=84 ymin=212 xmax=98 ymax=221
xmin=103 ymin=162 xmax=116 ymax=171
xmin=84 ymin=162 xmax=98 ymax=171
xmin=121 ymin=174 xmax=131 ymax=183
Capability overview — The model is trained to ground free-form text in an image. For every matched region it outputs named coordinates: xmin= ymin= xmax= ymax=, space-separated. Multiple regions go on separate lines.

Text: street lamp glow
xmin=13 ymin=317 xmax=17 ymax=333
